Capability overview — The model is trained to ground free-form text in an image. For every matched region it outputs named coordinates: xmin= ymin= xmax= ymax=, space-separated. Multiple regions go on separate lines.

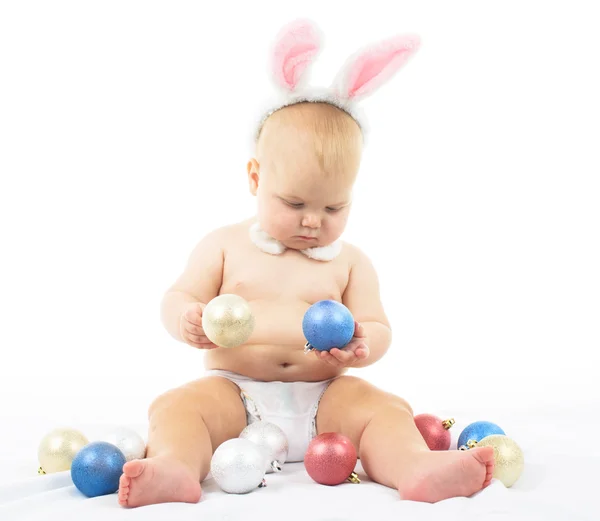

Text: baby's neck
xmin=249 ymin=222 xmax=342 ymax=261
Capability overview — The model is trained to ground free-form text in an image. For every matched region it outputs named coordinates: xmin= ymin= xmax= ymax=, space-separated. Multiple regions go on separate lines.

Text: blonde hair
xmin=256 ymin=102 xmax=362 ymax=176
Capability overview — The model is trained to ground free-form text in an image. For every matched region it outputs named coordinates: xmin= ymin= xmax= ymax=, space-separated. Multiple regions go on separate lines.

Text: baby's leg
xmin=317 ymin=376 xmax=494 ymax=503
xmin=118 ymin=376 xmax=247 ymax=508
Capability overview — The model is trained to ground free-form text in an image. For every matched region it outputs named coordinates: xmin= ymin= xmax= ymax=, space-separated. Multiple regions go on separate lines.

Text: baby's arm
xmin=160 ymin=229 xmax=224 ymax=344
xmin=341 ymin=246 xmax=392 ymax=367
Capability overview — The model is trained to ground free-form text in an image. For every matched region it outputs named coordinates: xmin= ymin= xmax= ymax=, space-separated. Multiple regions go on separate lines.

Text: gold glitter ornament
xmin=202 ymin=294 xmax=255 ymax=348
xmin=38 ymin=427 xmax=89 ymax=474
xmin=475 ymin=434 xmax=524 ymax=487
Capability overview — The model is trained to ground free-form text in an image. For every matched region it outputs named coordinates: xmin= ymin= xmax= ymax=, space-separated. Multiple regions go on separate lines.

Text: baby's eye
xmin=326 ymin=207 xmax=341 ymax=212
xmin=287 ymin=201 xmax=304 ymax=208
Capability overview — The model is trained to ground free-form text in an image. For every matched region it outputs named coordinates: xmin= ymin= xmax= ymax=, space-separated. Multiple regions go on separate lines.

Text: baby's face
xmin=248 ymin=102 xmax=363 ymax=250
xmin=253 ymin=158 xmax=355 ymax=250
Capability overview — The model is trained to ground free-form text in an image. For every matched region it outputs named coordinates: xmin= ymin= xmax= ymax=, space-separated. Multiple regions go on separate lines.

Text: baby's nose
xmin=302 ymin=213 xmax=321 ymax=228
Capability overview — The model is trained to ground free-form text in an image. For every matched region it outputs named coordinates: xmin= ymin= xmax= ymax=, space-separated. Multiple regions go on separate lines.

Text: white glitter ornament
xmin=239 ymin=420 xmax=289 ymax=473
xmin=37 ymin=427 xmax=89 ymax=474
xmin=210 ymin=438 xmax=267 ymax=494
xmin=102 ymin=427 xmax=146 ymax=462
xmin=202 ymin=294 xmax=255 ymax=348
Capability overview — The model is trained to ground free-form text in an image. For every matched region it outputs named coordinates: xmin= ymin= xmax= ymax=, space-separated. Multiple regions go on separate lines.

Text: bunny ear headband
xmin=253 ymin=18 xmax=422 ymax=144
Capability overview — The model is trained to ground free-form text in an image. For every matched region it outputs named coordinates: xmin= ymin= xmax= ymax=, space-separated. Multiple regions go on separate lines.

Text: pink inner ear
xmin=346 ymin=36 xmax=420 ymax=98
xmin=280 ymin=43 xmax=319 ymax=89
xmin=272 ymin=20 xmax=321 ymax=91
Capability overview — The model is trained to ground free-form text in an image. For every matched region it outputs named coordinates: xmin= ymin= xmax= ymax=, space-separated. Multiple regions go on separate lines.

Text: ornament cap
xmin=271 ymin=461 xmax=282 ymax=473
xmin=259 ymin=479 xmax=267 ymax=488
xmin=347 ymin=471 xmax=361 ymax=484
xmin=459 ymin=440 xmax=478 ymax=450
xmin=38 ymin=466 xmax=46 ymax=475
xmin=304 ymin=342 xmax=314 ymax=354
xmin=442 ymin=418 xmax=455 ymax=430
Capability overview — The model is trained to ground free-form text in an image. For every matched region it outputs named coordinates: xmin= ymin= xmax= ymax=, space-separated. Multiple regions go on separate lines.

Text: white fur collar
xmin=249 ymin=222 xmax=342 ymax=261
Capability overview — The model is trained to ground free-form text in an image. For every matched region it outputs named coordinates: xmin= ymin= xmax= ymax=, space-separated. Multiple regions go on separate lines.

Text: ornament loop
xmin=442 ymin=418 xmax=455 ymax=430
xmin=347 ymin=472 xmax=361 ymax=484
xmin=459 ymin=439 xmax=479 ymax=450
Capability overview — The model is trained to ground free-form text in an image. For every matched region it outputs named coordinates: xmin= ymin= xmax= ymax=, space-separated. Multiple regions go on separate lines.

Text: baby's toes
xmin=118 ymin=474 xmax=130 ymax=502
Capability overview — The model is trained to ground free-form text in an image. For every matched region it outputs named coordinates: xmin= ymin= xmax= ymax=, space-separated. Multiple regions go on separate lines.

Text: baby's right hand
xmin=179 ymin=302 xmax=219 ymax=349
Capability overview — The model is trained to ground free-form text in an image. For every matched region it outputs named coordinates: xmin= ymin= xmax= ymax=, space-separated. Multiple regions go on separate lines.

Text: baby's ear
xmin=331 ymin=34 xmax=421 ymax=103
xmin=270 ymin=18 xmax=323 ymax=92
xmin=247 ymin=159 xmax=260 ymax=196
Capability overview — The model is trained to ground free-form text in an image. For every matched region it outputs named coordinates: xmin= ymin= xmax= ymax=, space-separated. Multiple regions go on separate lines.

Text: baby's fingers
xmin=354 ymin=344 xmax=370 ymax=360
xmin=186 ymin=335 xmax=214 ymax=346
xmin=329 ymin=348 xmax=354 ymax=365
xmin=190 ymin=342 xmax=219 ymax=350
xmin=184 ymin=307 xmax=203 ymax=327
xmin=187 ymin=336 xmax=219 ymax=349
xmin=354 ymin=321 xmax=366 ymax=338
xmin=184 ymin=321 xmax=205 ymax=336
xmin=317 ymin=350 xmax=345 ymax=367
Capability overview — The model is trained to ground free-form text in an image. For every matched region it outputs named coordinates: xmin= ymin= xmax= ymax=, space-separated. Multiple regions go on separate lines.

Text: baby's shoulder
xmin=195 ymin=219 xmax=252 ymax=248
xmin=340 ymin=240 xmax=372 ymax=265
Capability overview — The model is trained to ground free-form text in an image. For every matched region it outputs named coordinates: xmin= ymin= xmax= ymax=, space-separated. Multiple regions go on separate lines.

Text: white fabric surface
xmin=0 ymin=407 xmax=595 ymax=520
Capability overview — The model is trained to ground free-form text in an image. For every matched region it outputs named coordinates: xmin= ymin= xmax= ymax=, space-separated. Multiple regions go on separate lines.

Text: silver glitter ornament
xmin=239 ymin=420 xmax=289 ymax=473
xmin=102 ymin=427 xmax=146 ymax=462
xmin=202 ymin=294 xmax=255 ymax=348
xmin=210 ymin=438 xmax=267 ymax=494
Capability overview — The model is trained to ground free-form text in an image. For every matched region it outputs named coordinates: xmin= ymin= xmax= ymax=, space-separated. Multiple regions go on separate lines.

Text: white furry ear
xmin=270 ymin=18 xmax=323 ymax=93
xmin=331 ymin=34 xmax=421 ymax=103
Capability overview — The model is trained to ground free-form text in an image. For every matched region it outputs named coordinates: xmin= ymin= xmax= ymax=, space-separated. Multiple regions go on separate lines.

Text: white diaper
xmin=204 ymin=369 xmax=334 ymax=462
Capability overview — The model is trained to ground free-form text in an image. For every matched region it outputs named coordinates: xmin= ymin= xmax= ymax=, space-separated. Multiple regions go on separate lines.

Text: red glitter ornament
xmin=304 ymin=432 xmax=360 ymax=485
xmin=414 ymin=414 xmax=455 ymax=451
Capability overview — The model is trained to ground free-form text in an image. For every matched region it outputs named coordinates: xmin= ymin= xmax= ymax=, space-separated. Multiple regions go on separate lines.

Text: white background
xmin=1 ymin=0 xmax=598 ymax=468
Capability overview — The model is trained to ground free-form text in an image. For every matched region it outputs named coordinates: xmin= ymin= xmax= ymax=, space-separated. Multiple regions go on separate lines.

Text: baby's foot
xmin=118 ymin=457 xmax=202 ymax=508
xmin=397 ymin=447 xmax=495 ymax=503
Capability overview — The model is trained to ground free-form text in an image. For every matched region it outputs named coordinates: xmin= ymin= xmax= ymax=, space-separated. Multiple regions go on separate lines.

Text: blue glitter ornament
xmin=71 ymin=441 xmax=126 ymax=497
xmin=457 ymin=421 xmax=505 ymax=450
xmin=303 ymin=300 xmax=355 ymax=352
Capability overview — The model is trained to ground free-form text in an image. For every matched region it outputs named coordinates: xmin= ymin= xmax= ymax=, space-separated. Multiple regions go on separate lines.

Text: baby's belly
xmin=204 ymin=343 xmax=346 ymax=382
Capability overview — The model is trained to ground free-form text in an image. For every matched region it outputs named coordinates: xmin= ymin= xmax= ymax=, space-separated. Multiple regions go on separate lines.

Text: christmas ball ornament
xmin=414 ymin=414 xmax=454 ymax=451
xmin=37 ymin=427 xmax=89 ymax=474
xmin=303 ymin=300 xmax=354 ymax=353
xmin=458 ymin=421 xmax=505 ymax=450
xmin=71 ymin=441 xmax=126 ymax=497
xmin=103 ymin=427 xmax=146 ymax=462
xmin=202 ymin=294 xmax=255 ymax=348
xmin=475 ymin=434 xmax=524 ymax=487
xmin=210 ymin=438 xmax=267 ymax=494
xmin=239 ymin=420 xmax=289 ymax=473
xmin=304 ymin=432 xmax=360 ymax=485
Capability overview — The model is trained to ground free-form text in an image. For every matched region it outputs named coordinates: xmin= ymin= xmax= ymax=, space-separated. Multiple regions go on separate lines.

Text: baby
xmin=117 ymin=20 xmax=494 ymax=508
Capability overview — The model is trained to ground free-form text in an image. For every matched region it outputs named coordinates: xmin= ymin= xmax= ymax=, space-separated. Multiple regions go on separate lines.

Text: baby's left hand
xmin=314 ymin=322 xmax=369 ymax=368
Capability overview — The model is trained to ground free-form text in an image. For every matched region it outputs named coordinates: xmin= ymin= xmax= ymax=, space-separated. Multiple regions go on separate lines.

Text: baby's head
xmin=245 ymin=19 xmax=421 ymax=251
xmin=247 ymin=101 xmax=363 ymax=250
